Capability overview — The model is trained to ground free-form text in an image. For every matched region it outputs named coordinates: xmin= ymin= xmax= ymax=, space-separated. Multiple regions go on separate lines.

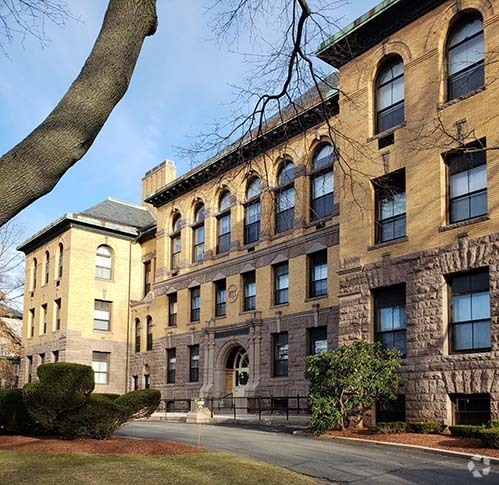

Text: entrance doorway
xmin=226 ymin=346 xmax=249 ymax=397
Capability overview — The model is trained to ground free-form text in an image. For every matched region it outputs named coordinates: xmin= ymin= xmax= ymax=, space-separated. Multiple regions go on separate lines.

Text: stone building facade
xmin=19 ymin=0 xmax=499 ymax=425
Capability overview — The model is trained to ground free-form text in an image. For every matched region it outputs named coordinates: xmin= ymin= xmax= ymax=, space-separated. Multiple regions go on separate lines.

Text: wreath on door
xmin=238 ymin=371 xmax=249 ymax=386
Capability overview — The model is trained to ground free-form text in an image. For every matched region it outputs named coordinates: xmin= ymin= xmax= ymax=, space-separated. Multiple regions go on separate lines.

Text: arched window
xmin=146 ymin=316 xmax=153 ymax=351
xmin=58 ymin=243 xmax=64 ymax=279
xmin=44 ymin=251 xmax=50 ymax=285
xmin=96 ymin=245 xmax=113 ymax=279
xmin=447 ymin=14 xmax=484 ymax=100
xmin=376 ymin=57 xmax=404 ymax=133
xmin=275 ymin=161 xmax=295 ymax=233
xmin=32 ymin=258 xmax=37 ymax=290
xmin=244 ymin=177 xmax=261 ymax=244
xmin=192 ymin=204 xmax=205 ymax=263
xmin=135 ymin=319 xmax=141 ymax=353
xmin=171 ymin=213 xmax=182 ymax=271
xmin=217 ymin=191 xmax=231 ymax=254
xmin=311 ymin=144 xmax=335 ymax=221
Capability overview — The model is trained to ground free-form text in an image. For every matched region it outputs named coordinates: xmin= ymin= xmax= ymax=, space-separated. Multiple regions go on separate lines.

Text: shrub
xmin=115 ymin=389 xmax=161 ymax=419
xmin=488 ymin=419 xmax=499 ymax=428
xmin=448 ymin=425 xmax=484 ymax=438
xmin=375 ymin=421 xmax=408 ymax=434
xmin=0 ymin=389 xmax=37 ymax=435
xmin=407 ymin=421 xmax=446 ymax=434
xmin=94 ymin=393 xmax=120 ymax=401
xmin=305 ymin=341 xmax=401 ymax=435
xmin=476 ymin=428 xmax=499 ymax=449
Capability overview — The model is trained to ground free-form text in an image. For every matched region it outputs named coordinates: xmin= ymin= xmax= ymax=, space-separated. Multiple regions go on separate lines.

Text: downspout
xmin=125 ymin=237 xmax=134 ymax=393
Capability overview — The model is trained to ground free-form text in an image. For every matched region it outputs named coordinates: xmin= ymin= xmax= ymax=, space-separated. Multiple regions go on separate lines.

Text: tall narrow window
xmin=452 ymin=394 xmax=490 ymax=425
xmin=171 ymin=214 xmax=182 ymax=271
xmin=273 ymin=332 xmax=288 ymax=377
xmin=376 ymin=57 xmax=404 ymax=133
xmin=449 ymin=270 xmax=490 ymax=353
xmin=41 ymin=304 xmax=47 ymax=335
xmin=29 ymin=309 xmax=35 ymax=337
xmin=168 ymin=293 xmax=178 ymax=326
xmin=192 ymin=204 xmax=205 ymax=262
xmin=135 ymin=319 xmax=141 ymax=353
xmin=274 ymin=262 xmax=289 ymax=305
xmin=96 ymin=245 xmax=113 ymax=279
xmin=58 ymin=243 xmax=64 ymax=279
xmin=243 ymin=271 xmax=256 ymax=311
xmin=217 ymin=191 xmax=231 ymax=254
xmin=167 ymin=348 xmax=176 ymax=384
xmin=275 ymin=161 xmax=295 ymax=233
xmin=93 ymin=300 xmax=111 ymax=331
xmin=189 ymin=345 xmax=200 ymax=382
xmin=311 ymin=145 xmax=335 ymax=221
xmin=32 ymin=258 xmax=37 ymax=290
xmin=374 ymin=170 xmax=406 ymax=244
xmin=374 ymin=285 xmax=407 ymax=357
xmin=27 ymin=356 xmax=33 ymax=382
xmin=448 ymin=15 xmax=484 ymax=101
xmin=309 ymin=250 xmax=328 ymax=298
xmin=190 ymin=286 xmax=201 ymax=322
xmin=215 ymin=279 xmax=227 ymax=317
xmin=39 ymin=353 xmax=45 ymax=365
xmin=44 ymin=251 xmax=50 ymax=285
xmin=244 ymin=177 xmax=261 ymax=244
xmin=92 ymin=352 xmax=110 ymax=385
xmin=447 ymin=143 xmax=487 ymax=223
xmin=308 ymin=326 xmax=328 ymax=355
xmin=144 ymin=374 xmax=151 ymax=389
xmin=52 ymin=350 xmax=59 ymax=363
xmin=144 ymin=260 xmax=152 ymax=296
xmin=146 ymin=316 xmax=153 ymax=351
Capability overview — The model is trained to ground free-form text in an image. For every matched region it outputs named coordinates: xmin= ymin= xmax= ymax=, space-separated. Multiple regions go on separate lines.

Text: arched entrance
xmin=225 ymin=346 xmax=249 ymax=397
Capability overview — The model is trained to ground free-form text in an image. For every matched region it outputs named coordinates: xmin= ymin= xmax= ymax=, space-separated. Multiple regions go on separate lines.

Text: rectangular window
xmin=215 ymin=279 xmax=227 ymax=317
xmin=311 ymin=171 xmax=334 ymax=220
xmin=243 ymin=271 xmax=256 ymax=311
xmin=92 ymin=352 xmax=110 ymax=385
xmin=273 ymin=332 xmax=289 ymax=377
xmin=133 ymin=375 xmax=139 ymax=390
xmin=276 ymin=187 xmax=295 ymax=233
xmin=52 ymin=350 xmax=59 ymax=363
xmin=449 ymin=270 xmax=490 ymax=353
xmin=189 ymin=345 xmax=200 ymax=382
xmin=376 ymin=395 xmax=406 ymax=423
xmin=168 ymin=293 xmax=177 ymax=326
xmin=447 ymin=143 xmax=487 ymax=223
xmin=29 ymin=309 xmax=35 ymax=337
xmin=274 ymin=262 xmax=289 ymax=305
xmin=135 ymin=321 xmax=141 ymax=353
xmin=308 ymin=326 xmax=328 ymax=355
xmin=27 ymin=356 xmax=33 ymax=382
xmin=217 ymin=213 xmax=231 ymax=254
xmin=144 ymin=374 xmax=151 ymax=389
xmin=193 ymin=225 xmax=205 ymax=262
xmin=39 ymin=353 xmax=45 ymax=365
xmin=167 ymin=348 xmax=176 ymax=384
xmin=144 ymin=260 xmax=152 ymax=296
xmin=374 ymin=285 xmax=407 ymax=357
xmin=54 ymin=299 xmax=61 ymax=331
xmin=146 ymin=320 xmax=153 ymax=351
xmin=374 ymin=170 xmax=406 ymax=244
xmin=190 ymin=287 xmax=201 ymax=322
xmin=309 ymin=250 xmax=328 ymax=298
xmin=244 ymin=200 xmax=261 ymax=244
xmin=171 ymin=234 xmax=181 ymax=271
xmin=452 ymin=394 xmax=491 ymax=425
xmin=41 ymin=304 xmax=47 ymax=335
xmin=93 ymin=300 xmax=111 ymax=331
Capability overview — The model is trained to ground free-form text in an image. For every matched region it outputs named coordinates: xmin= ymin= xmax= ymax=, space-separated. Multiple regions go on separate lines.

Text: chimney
xmin=142 ymin=160 xmax=176 ymax=205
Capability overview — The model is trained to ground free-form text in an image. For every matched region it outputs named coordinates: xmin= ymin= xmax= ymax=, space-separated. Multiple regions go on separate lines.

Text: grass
xmin=0 ymin=450 xmax=315 ymax=485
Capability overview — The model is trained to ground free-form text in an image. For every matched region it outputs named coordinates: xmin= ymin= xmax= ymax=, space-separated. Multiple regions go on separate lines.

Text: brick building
xmin=19 ymin=0 xmax=499 ymax=425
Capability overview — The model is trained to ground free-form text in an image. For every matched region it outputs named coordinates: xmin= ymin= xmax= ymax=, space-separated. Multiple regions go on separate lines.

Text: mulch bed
xmin=0 ymin=435 xmax=203 ymax=456
xmin=326 ymin=429 xmax=499 ymax=458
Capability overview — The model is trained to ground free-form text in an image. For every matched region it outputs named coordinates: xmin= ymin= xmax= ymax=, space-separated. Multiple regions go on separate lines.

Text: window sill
xmin=271 ymin=303 xmax=289 ymax=310
xmin=215 ymin=315 xmax=227 ymax=320
xmin=447 ymin=349 xmax=491 ymax=357
xmin=305 ymin=295 xmax=328 ymax=303
xmin=240 ymin=242 xmax=259 ymax=251
xmin=368 ymin=236 xmax=408 ymax=251
xmin=188 ymin=321 xmax=200 ymax=326
xmin=212 ymin=250 xmax=230 ymax=260
xmin=271 ymin=375 xmax=289 ymax=380
xmin=95 ymin=277 xmax=114 ymax=282
xmin=367 ymin=121 xmax=406 ymax=143
xmin=305 ymin=214 xmax=335 ymax=228
xmin=438 ymin=86 xmax=486 ymax=111
xmin=240 ymin=309 xmax=256 ymax=316
xmin=439 ymin=215 xmax=489 ymax=232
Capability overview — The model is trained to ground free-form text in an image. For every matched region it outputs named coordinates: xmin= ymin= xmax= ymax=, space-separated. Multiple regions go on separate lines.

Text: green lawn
xmin=0 ymin=450 xmax=315 ymax=485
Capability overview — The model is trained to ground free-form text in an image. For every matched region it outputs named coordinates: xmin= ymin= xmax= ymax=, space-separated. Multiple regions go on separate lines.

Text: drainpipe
xmin=125 ymin=238 xmax=134 ymax=393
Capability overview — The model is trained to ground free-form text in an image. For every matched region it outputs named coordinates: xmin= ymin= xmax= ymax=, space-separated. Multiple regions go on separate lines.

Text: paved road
xmin=117 ymin=421 xmax=499 ymax=484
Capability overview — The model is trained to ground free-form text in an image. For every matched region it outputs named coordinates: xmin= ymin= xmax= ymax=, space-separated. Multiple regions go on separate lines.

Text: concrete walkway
xmin=117 ymin=421 xmax=499 ymax=484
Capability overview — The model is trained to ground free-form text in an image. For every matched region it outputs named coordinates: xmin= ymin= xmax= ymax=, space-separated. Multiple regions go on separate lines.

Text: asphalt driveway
xmin=117 ymin=421 xmax=499 ymax=484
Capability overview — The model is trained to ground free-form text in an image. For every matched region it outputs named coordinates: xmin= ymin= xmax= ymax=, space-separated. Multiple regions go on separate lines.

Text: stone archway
xmin=213 ymin=341 xmax=249 ymax=398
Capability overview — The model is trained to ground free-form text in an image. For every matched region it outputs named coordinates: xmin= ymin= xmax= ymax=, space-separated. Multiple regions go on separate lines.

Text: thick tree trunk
xmin=0 ymin=0 xmax=158 ymax=226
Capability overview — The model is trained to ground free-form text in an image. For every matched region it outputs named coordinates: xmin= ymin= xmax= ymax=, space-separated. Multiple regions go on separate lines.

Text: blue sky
xmin=3 ymin=0 xmax=380 ymax=238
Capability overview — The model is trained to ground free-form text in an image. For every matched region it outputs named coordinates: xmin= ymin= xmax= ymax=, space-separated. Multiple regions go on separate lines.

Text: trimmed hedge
xmin=448 ymin=425 xmax=484 ymax=438
xmin=407 ymin=421 xmax=446 ymax=434
xmin=476 ymin=428 xmax=499 ymax=449
xmin=375 ymin=421 xmax=408 ymax=434
xmin=94 ymin=393 xmax=121 ymax=401
xmin=0 ymin=389 xmax=37 ymax=435
xmin=115 ymin=389 xmax=161 ymax=419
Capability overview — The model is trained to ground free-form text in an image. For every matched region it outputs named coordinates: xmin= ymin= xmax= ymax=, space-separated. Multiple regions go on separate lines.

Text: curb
xmin=322 ymin=435 xmax=499 ymax=464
